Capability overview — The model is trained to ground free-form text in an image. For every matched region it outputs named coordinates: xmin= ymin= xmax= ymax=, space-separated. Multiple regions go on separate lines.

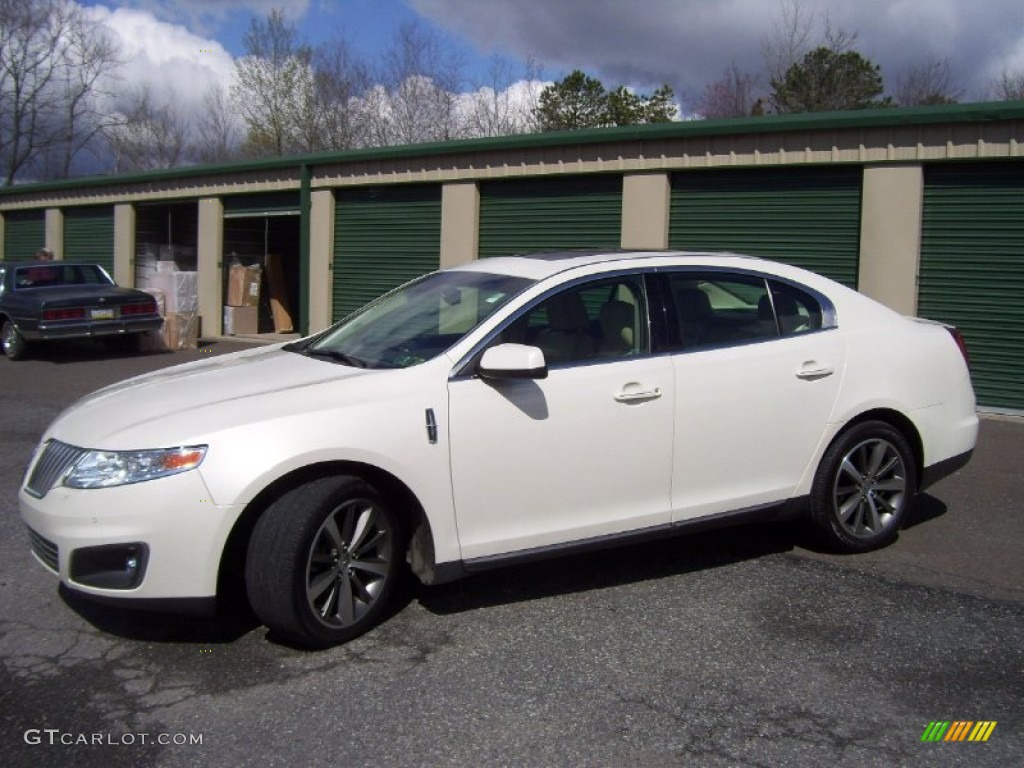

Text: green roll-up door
xmin=919 ymin=163 xmax=1024 ymax=412
xmin=3 ymin=210 xmax=46 ymax=260
xmin=333 ymin=185 xmax=441 ymax=321
xmin=478 ymin=175 xmax=623 ymax=257
xmin=64 ymin=206 xmax=115 ymax=272
xmin=669 ymin=167 xmax=862 ymax=287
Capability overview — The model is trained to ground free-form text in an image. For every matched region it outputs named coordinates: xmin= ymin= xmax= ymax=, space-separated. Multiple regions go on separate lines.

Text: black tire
xmin=810 ymin=420 xmax=918 ymax=553
xmin=245 ymin=476 xmax=403 ymax=649
xmin=2 ymin=320 xmax=28 ymax=360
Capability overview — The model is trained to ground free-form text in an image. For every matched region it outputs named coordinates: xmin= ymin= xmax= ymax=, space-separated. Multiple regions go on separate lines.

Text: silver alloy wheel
xmin=305 ymin=498 xmax=393 ymax=628
xmin=831 ymin=437 xmax=908 ymax=539
xmin=2 ymin=321 xmax=25 ymax=360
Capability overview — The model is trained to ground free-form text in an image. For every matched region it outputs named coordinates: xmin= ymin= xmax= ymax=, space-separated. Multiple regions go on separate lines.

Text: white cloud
xmin=85 ymin=5 xmax=236 ymax=115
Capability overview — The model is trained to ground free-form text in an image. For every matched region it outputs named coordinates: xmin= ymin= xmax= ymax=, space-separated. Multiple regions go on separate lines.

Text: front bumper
xmin=19 ymin=468 xmax=242 ymax=603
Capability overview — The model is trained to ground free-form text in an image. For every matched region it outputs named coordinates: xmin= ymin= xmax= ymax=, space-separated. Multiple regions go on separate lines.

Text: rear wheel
xmin=810 ymin=421 xmax=917 ymax=552
xmin=245 ymin=476 xmax=403 ymax=648
xmin=2 ymin=320 xmax=28 ymax=360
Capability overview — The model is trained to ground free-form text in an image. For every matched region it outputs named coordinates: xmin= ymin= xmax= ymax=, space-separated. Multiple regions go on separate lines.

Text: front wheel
xmin=810 ymin=421 xmax=917 ymax=553
xmin=245 ymin=476 xmax=404 ymax=649
xmin=2 ymin=320 xmax=29 ymax=361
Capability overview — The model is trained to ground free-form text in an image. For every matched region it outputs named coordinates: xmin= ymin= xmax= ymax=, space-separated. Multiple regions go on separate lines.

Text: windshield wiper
xmin=304 ymin=348 xmax=370 ymax=368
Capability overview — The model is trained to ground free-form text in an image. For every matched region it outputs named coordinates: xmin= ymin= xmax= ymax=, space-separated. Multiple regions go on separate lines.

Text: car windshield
xmin=14 ymin=263 xmax=113 ymax=289
xmin=299 ymin=270 xmax=533 ymax=369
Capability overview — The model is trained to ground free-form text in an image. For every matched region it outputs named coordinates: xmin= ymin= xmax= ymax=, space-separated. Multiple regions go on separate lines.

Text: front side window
xmin=300 ymin=270 xmax=532 ymax=369
xmin=498 ymin=276 xmax=649 ymax=366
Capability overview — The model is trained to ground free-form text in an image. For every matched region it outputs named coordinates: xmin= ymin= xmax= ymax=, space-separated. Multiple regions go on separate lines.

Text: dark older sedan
xmin=0 ymin=261 xmax=162 ymax=360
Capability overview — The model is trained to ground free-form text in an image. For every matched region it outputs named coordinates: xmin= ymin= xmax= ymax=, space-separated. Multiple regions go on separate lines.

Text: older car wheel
xmin=2 ymin=320 xmax=28 ymax=361
xmin=810 ymin=421 xmax=917 ymax=553
xmin=245 ymin=476 xmax=403 ymax=649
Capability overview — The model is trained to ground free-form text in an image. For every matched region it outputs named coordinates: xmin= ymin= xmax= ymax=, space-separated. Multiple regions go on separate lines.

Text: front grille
xmin=25 ymin=439 xmax=87 ymax=498
xmin=27 ymin=527 xmax=60 ymax=573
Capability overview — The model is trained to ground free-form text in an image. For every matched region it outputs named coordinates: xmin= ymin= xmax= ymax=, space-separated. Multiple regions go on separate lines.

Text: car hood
xmin=46 ymin=344 xmax=374 ymax=448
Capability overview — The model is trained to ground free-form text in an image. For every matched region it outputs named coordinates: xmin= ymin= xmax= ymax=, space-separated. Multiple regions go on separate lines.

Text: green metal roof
xmin=2 ymin=101 xmax=1023 ymax=201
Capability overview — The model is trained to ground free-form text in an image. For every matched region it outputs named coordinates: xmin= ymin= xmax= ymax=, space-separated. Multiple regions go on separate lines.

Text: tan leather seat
xmin=535 ymin=292 xmax=595 ymax=364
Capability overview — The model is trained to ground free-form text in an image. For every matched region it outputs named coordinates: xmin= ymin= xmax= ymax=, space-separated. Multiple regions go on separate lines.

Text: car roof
xmin=0 ymin=260 xmax=103 ymax=267
xmin=451 ymin=249 xmax=764 ymax=280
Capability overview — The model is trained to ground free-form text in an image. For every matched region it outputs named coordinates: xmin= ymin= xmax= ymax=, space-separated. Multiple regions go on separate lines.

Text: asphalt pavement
xmin=0 ymin=338 xmax=1021 ymax=767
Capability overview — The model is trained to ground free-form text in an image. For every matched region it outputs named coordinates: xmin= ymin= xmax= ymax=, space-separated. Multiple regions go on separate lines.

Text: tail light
xmin=122 ymin=301 xmax=157 ymax=316
xmin=947 ymin=327 xmax=970 ymax=368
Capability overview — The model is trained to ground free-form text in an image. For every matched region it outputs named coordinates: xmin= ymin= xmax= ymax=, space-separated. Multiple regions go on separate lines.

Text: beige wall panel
xmin=197 ymin=197 xmax=224 ymax=336
xmin=621 ymin=173 xmax=670 ymax=250
xmin=440 ymin=182 xmax=479 ymax=267
xmin=308 ymin=189 xmax=335 ymax=333
xmin=858 ymin=165 xmax=923 ymax=315
xmin=113 ymin=204 xmax=135 ymax=286
xmin=45 ymin=208 xmax=63 ymax=258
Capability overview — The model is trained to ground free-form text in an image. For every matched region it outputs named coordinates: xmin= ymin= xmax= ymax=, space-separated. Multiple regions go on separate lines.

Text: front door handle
xmin=796 ymin=362 xmax=834 ymax=381
xmin=614 ymin=387 xmax=662 ymax=403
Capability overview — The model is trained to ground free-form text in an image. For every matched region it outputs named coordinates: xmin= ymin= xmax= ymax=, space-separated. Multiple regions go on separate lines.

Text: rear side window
xmin=668 ymin=273 xmax=774 ymax=350
xmin=763 ymin=281 xmax=823 ymax=336
xmin=666 ymin=272 xmax=826 ymax=351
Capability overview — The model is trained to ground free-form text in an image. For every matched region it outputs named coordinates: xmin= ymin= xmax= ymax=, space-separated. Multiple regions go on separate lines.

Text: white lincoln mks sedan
xmin=20 ymin=251 xmax=977 ymax=648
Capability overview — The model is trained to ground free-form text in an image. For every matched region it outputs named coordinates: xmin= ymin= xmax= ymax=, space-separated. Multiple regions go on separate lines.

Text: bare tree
xmin=311 ymin=39 xmax=370 ymax=150
xmin=193 ymin=84 xmax=242 ymax=164
xmin=231 ymin=9 xmax=316 ymax=157
xmin=0 ymin=0 xmax=121 ymax=184
xmin=364 ymin=21 xmax=465 ymax=147
xmin=463 ymin=55 xmax=545 ymax=137
xmin=106 ymin=86 xmax=189 ymax=172
xmin=989 ymin=70 xmax=1024 ymax=101
xmin=51 ymin=5 xmax=120 ymax=177
xmin=761 ymin=0 xmax=816 ymax=86
xmin=697 ymin=63 xmax=762 ymax=118
xmin=893 ymin=58 xmax=960 ymax=106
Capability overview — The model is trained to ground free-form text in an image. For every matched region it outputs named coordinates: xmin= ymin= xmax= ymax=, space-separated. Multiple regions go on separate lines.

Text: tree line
xmin=2 ymin=0 xmax=1022 ymax=186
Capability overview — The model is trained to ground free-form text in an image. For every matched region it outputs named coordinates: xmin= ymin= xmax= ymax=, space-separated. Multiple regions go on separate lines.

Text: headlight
xmin=64 ymin=446 xmax=207 ymax=489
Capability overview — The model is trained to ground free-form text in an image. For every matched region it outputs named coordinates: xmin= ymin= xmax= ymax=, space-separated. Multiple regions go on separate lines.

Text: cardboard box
xmin=264 ymin=253 xmax=294 ymax=333
xmin=138 ymin=311 xmax=198 ymax=352
xmin=227 ymin=263 xmax=262 ymax=307
xmin=223 ymin=305 xmax=258 ymax=335
xmin=147 ymin=271 xmax=198 ymax=313
xmin=165 ymin=312 xmax=199 ymax=350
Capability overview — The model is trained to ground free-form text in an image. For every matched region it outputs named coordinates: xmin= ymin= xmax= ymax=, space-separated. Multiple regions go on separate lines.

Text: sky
xmin=79 ymin=0 xmax=1024 ymax=118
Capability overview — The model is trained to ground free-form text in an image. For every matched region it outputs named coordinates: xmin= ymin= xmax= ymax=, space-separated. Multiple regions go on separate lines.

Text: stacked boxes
xmin=135 ymin=247 xmax=199 ymax=351
xmin=224 ymin=262 xmax=261 ymax=335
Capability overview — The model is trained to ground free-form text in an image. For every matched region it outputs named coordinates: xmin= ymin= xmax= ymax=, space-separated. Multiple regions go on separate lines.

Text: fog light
xmin=70 ymin=543 xmax=148 ymax=589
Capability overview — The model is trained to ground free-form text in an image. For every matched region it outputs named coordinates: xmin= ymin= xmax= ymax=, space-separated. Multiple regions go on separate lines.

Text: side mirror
xmin=478 ymin=344 xmax=548 ymax=380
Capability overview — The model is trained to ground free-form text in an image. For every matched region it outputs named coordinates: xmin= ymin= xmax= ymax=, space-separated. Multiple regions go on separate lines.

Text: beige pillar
xmin=197 ymin=197 xmax=224 ymax=337
xmin=440 ymin=182 xmax=479 ymax=268
xmin=309 ymin=189 xmax=335 ymax=332
xmin=621 ymin=173 xmax=671 ymax=251
xmin=45 ymin=208 xmax=63 ymax=259
xmin=858 ymin=165 xmax=923 ymax=315
xmin=113 ymin=204 xmax=135 ymax=286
